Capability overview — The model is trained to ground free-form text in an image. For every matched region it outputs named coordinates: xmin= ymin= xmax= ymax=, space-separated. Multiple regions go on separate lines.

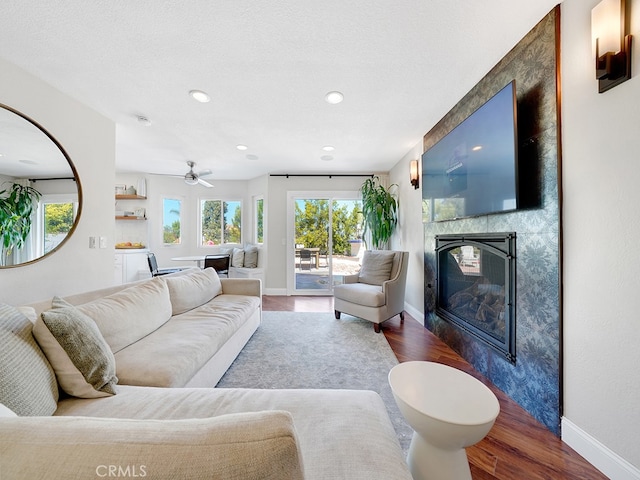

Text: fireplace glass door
xmin=435 ymin=233 xmax=516 ymax=363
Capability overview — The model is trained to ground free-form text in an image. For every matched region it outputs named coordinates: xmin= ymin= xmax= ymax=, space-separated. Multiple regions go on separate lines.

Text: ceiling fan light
xmin=184 ymin=174 xmax=199 ymax=185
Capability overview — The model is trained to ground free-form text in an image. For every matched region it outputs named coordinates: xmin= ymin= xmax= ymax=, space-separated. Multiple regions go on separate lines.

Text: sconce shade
xmin=592 ymin=0 xmax=632 ymax=92
xmin=410 ymin=160 xmax=419 ymax=189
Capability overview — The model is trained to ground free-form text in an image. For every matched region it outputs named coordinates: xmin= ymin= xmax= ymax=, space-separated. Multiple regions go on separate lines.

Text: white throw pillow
xmin=232 ymin=247 xmax=245 ymax=267
xmin=35 ymin=298 xmax=118 ymax=398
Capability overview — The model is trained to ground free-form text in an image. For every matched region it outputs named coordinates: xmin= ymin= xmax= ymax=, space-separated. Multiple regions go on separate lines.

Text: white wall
xmin=561 ymin=0 xmax=640 ymax=476
xmin=389 ymin=143 xmax=424 ymax=322
xmin=0 ymin=58 xmax=115 ymax=305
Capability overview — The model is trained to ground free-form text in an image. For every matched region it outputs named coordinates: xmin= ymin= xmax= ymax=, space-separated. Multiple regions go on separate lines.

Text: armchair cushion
xmin=358 ymin=250 xmax=395 ymax=286
xmin=0 ymin=411 xmax=305 ymax=480
xmin=333 ymin=283 xmax=385 ymax=307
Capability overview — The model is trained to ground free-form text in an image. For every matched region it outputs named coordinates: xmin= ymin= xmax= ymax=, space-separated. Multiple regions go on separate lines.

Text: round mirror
xmin=0 ymin=103 xmax=82 ymax=268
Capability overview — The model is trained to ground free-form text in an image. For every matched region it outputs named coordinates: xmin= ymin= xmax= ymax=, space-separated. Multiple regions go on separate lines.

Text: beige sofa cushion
xmin=0 ymin=411 xmax=304 ymax=480
xmin=0 ymin=303 xmax=58 ymax=416
xmin=114 ymin=294 xmax=260 ymax=387
xmin=163 ymin=267 xmax=222 ymax=315
xmin=358 ymin=250 xmax=395 ymax=286
xmin=34 ymin=298 xmax=118 ymax=398
xmin=73 ymin=277 xmax=172 ymax=353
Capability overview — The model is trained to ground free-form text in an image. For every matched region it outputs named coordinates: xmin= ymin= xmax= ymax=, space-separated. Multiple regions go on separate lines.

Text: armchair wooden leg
xmin=374 ymin=323 xmax=381 ymax=333
xmin=400 ymin=312 xmax=405 ymax=324
xmin=334 ymin=310 xmax=341 ymax=319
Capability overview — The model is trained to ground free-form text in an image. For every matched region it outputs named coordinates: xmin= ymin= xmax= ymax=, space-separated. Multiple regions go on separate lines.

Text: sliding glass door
xmin=287 ymin=192 xmax=363 ymax=295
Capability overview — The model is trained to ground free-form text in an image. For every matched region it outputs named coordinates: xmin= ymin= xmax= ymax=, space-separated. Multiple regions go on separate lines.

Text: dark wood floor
xmin=262 ymin=295 xmax=607 ymax=480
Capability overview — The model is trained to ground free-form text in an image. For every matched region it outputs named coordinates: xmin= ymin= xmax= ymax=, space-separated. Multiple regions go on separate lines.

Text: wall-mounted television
xmin=422 ymin=81 xmax=518 ymax=222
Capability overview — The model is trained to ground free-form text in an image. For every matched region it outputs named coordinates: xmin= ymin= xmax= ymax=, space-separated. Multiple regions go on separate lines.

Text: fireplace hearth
xmin=435 ymin=233 xmax=516 ymax=363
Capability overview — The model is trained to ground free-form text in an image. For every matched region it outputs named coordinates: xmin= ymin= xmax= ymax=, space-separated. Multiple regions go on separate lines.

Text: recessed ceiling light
xmin=321 ymin=145 xmax=335 ymax=152
xmin=189 ymin=89 xmax=211 ymax=103
xmin=246 ymin=154 xmax=259 ymax=161
xmin=321 ymin=155 xmax=334 ymax=161
xmin=324 ymin=91 xmax=344 ymax=104
xmin=236 ymin=144 xmax=248 ymax=151
xmin=136 ymin=115 xmax=152 ymax=126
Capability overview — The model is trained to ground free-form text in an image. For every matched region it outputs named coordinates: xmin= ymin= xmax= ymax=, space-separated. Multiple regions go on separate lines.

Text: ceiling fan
xmin=155 ymin=161 xmax=214 ymax=187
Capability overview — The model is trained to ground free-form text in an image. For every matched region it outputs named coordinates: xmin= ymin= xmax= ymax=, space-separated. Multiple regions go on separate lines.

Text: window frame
xmin=198 ymin=197 xmax=243 ymax=247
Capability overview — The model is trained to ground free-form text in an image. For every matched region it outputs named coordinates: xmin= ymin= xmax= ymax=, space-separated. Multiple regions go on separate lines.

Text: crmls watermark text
xmin=95 ymin=465 xmax=147 ymax=477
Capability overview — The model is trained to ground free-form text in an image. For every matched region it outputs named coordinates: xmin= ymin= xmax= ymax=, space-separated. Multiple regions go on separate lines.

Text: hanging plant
xmin=360 ymin=176 xmax=398 ymax=250
xmin=0 ymin=182 xmax=41 ymax=264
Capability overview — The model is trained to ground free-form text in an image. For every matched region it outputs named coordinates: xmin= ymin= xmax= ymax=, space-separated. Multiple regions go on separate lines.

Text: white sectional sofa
xmin=0 ymin=268 xmax=412 ymax=480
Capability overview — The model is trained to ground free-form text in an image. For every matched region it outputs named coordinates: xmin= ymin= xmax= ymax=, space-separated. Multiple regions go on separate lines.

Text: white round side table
xmin=389 ymin=361 xmax=500 ymax=480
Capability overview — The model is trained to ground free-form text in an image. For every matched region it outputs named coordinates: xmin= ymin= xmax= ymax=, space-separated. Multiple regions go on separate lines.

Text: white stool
xmin=388 ymin=361 xmax=500 ymax=480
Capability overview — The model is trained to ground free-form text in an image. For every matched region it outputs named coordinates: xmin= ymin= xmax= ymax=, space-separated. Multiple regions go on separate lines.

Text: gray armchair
xmin=333 ymin=250 xmax=409 ymax=333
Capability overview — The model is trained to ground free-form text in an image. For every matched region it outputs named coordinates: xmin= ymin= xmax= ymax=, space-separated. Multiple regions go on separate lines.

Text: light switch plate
xmin=99 ymin=236 xmax=107 ymax=248
xmin=89 ymin=236 xmax=96 ymax=249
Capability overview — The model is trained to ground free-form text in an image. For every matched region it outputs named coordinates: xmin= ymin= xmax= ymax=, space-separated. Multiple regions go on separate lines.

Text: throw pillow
xmin=232 ymin=247 xmax=245 ymax=267
xmin=243 ymin=244 xmax=259 ymax=268
xmin=358 ymin=250 xmax=396 ymax=286
xmin=0 ymin=303 xmax=59 ymax=416
xmin=164 ymin=268 xmax=222 ymax=315
xmin=35 ymin=297 xmax=118 ymax=398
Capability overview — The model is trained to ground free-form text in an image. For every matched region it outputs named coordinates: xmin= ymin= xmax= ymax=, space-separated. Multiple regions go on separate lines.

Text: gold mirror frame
xmin=0 ymin=103 xmax=83 ymax=268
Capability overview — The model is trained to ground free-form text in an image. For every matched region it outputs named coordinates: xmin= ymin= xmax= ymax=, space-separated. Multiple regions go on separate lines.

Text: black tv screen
xmin=422 ymin=81 xmax=518 ymax=222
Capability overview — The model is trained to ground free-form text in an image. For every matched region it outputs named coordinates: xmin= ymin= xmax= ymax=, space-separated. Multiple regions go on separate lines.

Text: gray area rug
xmin=217 ymin=311 xmax=412 ymax=453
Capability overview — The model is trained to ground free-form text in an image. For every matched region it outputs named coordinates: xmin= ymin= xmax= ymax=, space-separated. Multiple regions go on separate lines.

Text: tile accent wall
xmin=423 ymin=8 xmax=561 ymax=434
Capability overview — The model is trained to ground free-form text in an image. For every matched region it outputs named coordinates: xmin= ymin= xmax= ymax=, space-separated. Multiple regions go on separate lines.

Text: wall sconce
xmin=592 ymin=0 xmax=632 ymax=93
xmin=410 ymin=160 xmax=419 ymax=189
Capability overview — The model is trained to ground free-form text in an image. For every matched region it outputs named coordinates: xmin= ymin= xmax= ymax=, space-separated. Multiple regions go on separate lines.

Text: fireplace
xmin=435 ymin=233 xmax=516 ymax=363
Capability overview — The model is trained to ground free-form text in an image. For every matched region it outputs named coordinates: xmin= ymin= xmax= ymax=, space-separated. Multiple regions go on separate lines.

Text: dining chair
xmin=147 ymin=252 xmax=187 ymax=277
xmin=204 ymin=254 xmax=231 ymax=277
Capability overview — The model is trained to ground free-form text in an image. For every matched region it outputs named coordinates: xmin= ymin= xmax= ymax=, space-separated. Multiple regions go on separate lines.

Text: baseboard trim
xmin=404 ymin=302 xmax=422 ymax=325
xmin=561 ymin=417 xmax=640 ymax=480
xmin=263 ymin=287 xmax=287 ymax=296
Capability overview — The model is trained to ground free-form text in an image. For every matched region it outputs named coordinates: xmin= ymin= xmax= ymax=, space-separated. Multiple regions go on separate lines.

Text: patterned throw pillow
xmin=34 ymin=297 xmax=118 ymax=398
xmin=0 ymin=303 xmax=59 ymax=416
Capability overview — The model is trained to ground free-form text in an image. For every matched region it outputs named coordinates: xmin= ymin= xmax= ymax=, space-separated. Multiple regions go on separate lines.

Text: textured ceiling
xmin=0 ymin=1 xmax=559 ymax=180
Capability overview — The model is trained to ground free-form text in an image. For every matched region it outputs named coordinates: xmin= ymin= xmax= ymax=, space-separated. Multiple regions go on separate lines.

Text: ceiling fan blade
xmin=198 ymin=169 xmax=213 ymax=177
xmin=198 ymin=177 xmax=214 ymax=188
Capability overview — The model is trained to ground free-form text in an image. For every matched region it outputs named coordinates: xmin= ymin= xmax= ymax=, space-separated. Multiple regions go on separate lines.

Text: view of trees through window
xmin=43 ymin=202 xmax=74 ymax=253
xmin=295 ymin=199 xmax=362 ymax=256
xmin=255 ymin=198 xmax=263 ymax=244
xmin=163 ymin=198 xmax=181 ymax=244
xmin=200 ymin=200 xmax=241 ymax=245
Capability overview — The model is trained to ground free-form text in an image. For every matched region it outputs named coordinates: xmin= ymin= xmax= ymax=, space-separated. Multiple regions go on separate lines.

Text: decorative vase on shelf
xmin=137 ymin=178 xmax=147 ymax=197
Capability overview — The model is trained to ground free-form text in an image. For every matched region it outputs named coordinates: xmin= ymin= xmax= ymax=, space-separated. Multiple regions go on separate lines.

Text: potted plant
xmin=360 ymin=176 xmax=398 ymax=250
xmin=0 ymin=182 xmax=41 ymax=265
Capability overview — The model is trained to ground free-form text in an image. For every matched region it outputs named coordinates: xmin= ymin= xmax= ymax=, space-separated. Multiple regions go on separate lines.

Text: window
xmin=163 ymin=198 xmax=182 ymax=245
xmin=254 ymin=197 xmax=264 ymax=244
xmin=200 ymin=199 xmax=242 ymax=246
xmin=42 ymin=201 xmax=74 ymax=253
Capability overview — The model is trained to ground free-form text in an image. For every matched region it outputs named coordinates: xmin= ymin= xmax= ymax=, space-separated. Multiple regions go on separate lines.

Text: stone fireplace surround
xmin=423 ymin=8 xmax=561 ymax=435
